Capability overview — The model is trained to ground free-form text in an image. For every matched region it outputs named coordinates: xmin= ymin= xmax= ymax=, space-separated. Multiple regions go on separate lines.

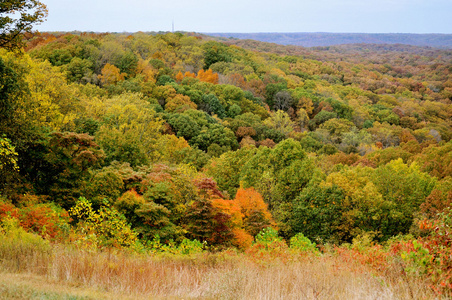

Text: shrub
xmin=0 ymin=201 xmax=70 ymax=240
xmin=289 ymin=232 xmax=318 ymax=253
xmin=69 ymin=197 xmax=138 ymax=249
xmin=148 ymin=235 xmax=206 ymax=255
xmin=246 ymin=227 xmax=289 ymax=264
xmin=254 ymin=227 xmax=281 ymax=245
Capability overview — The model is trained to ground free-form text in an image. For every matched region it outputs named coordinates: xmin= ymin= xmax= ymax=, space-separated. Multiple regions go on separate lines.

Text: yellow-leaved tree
xmin=94 ymin=92 xmax=164 ymax=167
xmin=136 ymin=58 xmax=156 ymax=83
xmin=0 ymin=50 xmax=78 ymax=131
xmin=69 ymin=197 xmax=138 ymax=250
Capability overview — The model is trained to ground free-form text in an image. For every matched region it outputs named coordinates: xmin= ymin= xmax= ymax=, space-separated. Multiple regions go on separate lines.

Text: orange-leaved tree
xmin=197 ymin=69 xmax=219 ymax=84
xmin=175 ymin=71 xmax=196 ymax=83
xmin=211 ymin=187 xmax=276 ymax=249
xmin=234 ymin=187 xmax=276 ymax=236
xmin=98 ymin=63 xmax=126 ymax=86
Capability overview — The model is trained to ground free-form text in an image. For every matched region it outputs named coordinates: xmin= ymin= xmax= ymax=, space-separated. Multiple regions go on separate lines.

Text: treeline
xmin=209 ymin=32 xmax=452 ymax=48
xmin=0 ymin=31 xmax=451 ymax=253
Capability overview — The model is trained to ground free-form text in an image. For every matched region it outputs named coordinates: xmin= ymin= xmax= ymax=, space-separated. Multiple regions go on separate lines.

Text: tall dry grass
xmin=0 ymin=220 xmax=52 ymax=275
xmin=0 ymin=240 xmax=438 ymax=299
xmin=0 ymin=222 xmax=438 ymax=299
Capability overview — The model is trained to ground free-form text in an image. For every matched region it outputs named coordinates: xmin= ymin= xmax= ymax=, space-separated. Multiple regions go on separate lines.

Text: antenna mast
xmin=172 ymin=20 xmax=174 ymax=33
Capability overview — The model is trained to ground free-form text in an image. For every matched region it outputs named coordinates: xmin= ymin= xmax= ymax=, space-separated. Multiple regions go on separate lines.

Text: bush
xmin=289 ymin=232 xmax=318 ymax=253
xmin=246 ymin=227 xmax=290 ymax=264
xmin=69 ymin=197 xmax=138 ymax=249
xmin=254 ymin=227 xmax=281 ymax=245
xmin=148 ymin=235 xmax=206 ymax=255
xmin=0 ymin=201 xmax=71 ymax=241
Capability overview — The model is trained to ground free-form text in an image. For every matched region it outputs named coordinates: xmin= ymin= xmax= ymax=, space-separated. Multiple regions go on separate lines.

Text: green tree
xmin=183 ymin=198 xmax=234 ymax=247
xmin=370 ymin=159 xmax=437 ymax=236
xmin=239 ymin=139 xmax=318 ymax=238
xmin=203 ymin=41 xmax=232 ymax=69
xmin=117 ymin=51 xmax=138 ymax=77
xmin=1 ymin=52 xmax=79 ymax=132
xmin=65 ymin=57 xmax=93 ymax=83
xmin=205 ymin=147 xmax=258 ymax=197
xmin=273 ymin=90 xmax=293 ymax=111
xmin=308 ymin=110 xmax=337 ymax=130
xmin=263 ymin=110 xmax=294 ymax=137
xmin=114 ymin=188 xmax=180 ymax=242
xmin=191 ymin=123 xmax=238 ymax=152
xmin=299 ymin=134 xmax=324 ymax=153
xmin=292 ymin=184 xmax=347 ymax=243
xmin=265 ymin=83 xmax=287 ymax=108
xmin=84 ymin=169 xmax=124 ymax=207
xmin=0 ymin=55 xmax=24 ymax=144
xmin=199 ymin=94 xmax=226 ymax=118
xmin=42 ymin=132 xmax=104 ymax=208
xmin=319 ymin=118 xmax=354 ymax=143
xmin=167 ymin=113 xmax=201 ymax=141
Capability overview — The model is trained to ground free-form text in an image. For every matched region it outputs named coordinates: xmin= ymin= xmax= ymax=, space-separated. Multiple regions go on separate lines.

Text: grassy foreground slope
xmin=0 ymin=228 xmax=435 ymax=300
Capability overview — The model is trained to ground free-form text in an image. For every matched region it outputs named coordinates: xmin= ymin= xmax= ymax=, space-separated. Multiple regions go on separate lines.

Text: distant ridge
xmin=206 ymin=32 xmax=452 ymax=48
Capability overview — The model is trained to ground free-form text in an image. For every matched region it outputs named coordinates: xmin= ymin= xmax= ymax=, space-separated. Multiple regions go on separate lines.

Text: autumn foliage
xmin=197 ymin=69 xmax=219 ymax=84
xmin=98 ymin=63 xmax=126 ymax=85
xmin=210 ymin=187 xmax=276 ymax=248
xmin=0 ymin=29 xmax=451 ymax=296
xmin=0 ymin=202 xmax=70 ymax=240
xmin=175 ymin=69 xmax=219 ymax=84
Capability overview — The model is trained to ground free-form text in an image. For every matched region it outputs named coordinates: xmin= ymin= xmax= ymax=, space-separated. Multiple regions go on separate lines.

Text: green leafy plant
xmin=254 ymin=227 xmax=281 ymax=245
xmin=289 ymin=232 xmax=318 ymax=253
xmin=147 ymin=234 xmax=205 ymax=255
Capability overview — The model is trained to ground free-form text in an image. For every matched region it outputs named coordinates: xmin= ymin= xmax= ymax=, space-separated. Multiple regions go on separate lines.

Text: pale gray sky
xmin=36 ymin=0 xmax=452 ymax=33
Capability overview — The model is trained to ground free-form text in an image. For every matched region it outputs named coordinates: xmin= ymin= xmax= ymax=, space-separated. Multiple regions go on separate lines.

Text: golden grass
xmin=0 ymin=272 xmax=118 ymax=300
xmin=0 ymin=243 xmax=438 ymax=300
xmin=0 ymin=226 xmax=438 ymax=299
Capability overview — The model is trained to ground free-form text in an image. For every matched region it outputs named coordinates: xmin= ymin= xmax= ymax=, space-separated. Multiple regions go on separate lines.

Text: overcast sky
xmin=36 ymin=0 xmax=452 ymax=34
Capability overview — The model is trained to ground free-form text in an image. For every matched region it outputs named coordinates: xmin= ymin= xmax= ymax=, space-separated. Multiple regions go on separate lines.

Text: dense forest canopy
xmin=0 ymin=29 xmax=450 ymax=252
xmin=1 ymin=0 xmax=452 ymax=295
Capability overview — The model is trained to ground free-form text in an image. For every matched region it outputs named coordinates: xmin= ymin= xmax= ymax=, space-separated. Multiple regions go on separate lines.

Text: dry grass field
xmin=0 ymin=241 xmax=436 ymax=300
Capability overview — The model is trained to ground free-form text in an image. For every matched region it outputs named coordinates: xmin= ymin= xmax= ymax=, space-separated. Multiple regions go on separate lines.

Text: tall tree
xmin=0 ymin=0 xmax=48 ymax=50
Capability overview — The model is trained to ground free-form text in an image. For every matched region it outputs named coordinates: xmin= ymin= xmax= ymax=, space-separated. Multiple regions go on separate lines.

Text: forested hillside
xmin=209 ymin=32 xmax=452 ymax=48
xmin=1 ymin=31 xmax=452 ymax=296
